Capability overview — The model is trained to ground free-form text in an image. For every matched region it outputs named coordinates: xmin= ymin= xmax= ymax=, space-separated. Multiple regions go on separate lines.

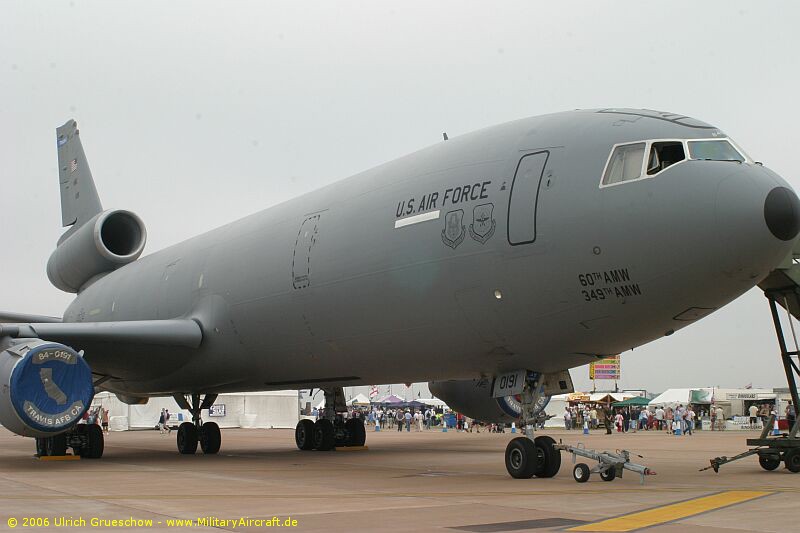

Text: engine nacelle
xmin=429 ymin=379 xmax=526 ymax=423
xmin=0 ymin=339 xmax=94 ymax=438
xmin=47 ymin=209 xmax=146 ymax=293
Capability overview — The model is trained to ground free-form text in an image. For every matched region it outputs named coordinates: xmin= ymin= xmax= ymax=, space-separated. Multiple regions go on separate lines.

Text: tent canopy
xmin=416 ymin=398 xmax=447 ymax=407
xmin=347 ymin=393 xmax=371 ymax=406
xmin=649 ymin=388 xmax=710 ymax=407
xmin=612 ymin=396 xmax=651 ymax=407
xmin=376 ymin=394 xmax=404 ymax=404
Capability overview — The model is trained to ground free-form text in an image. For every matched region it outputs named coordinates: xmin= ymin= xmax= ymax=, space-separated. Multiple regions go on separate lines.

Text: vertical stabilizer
xmin=56 ymin=120 xmax=102 ymax=242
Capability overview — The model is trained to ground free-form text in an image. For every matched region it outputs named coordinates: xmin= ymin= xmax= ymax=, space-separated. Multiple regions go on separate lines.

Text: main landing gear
xmin=295 ymin=387 xmax=366 ymax=451
xmin=34 ymin=424 xmax=104 ymax=459
xmin=173 ymin=393 xmax=221 ymax=455
xmin=504 ymin=372 xmax=562 ymax=479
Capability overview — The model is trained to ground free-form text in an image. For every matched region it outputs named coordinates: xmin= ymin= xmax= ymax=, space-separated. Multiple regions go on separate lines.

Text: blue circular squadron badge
xmin=9 ymin=344 xmax=94 ymax=433
xmin=496 ymin=394 xmax=551 ymax=419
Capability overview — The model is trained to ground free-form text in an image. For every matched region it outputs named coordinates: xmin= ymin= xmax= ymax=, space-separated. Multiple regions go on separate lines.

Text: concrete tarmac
xmin=0 ymin=426 xmax=795 ymax=532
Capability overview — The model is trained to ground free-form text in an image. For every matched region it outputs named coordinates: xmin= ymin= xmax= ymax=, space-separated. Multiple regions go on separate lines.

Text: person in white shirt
xmin=655 ymin=407 xmax=665 ymax=431
xmin=564 ymin=408 xmax=572 ymax=430
xmin=748 ymin=404 xmax=759 ymax=426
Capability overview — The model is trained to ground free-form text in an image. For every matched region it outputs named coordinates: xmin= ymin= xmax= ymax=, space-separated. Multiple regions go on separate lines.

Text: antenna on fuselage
xmin=442 ymin=132 xmax=448 ymax=141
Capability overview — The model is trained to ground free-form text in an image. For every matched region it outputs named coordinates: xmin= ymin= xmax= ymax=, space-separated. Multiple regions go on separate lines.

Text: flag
xmin=369 ymin=385 xmax=378 ymax=399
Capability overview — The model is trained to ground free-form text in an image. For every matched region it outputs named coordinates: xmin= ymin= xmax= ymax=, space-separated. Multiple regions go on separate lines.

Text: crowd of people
xmin=561 ymin=401 xmax=794 ymax=435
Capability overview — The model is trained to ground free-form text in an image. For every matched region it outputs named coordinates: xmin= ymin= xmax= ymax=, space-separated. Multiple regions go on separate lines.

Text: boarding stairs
xmin=703 ymin=244 xmax=800 ymax=473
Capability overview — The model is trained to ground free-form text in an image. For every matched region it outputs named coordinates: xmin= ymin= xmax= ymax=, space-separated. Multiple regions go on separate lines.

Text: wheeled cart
xmin=554 ymin=442 xmax=656 ymax=484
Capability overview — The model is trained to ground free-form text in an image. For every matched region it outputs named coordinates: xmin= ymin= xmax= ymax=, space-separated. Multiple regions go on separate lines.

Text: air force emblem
xmin=441 ymin=209 xmax=465 ymax=249
xmin=468 ymin=203 xmax=496 ymax=244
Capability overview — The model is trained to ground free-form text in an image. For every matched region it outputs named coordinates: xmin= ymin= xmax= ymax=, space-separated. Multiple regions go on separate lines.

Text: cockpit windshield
xmin=687 ymin=140 xmax=745 ymax=162
xmin=601 ymin=137 xmax=749 ymax=188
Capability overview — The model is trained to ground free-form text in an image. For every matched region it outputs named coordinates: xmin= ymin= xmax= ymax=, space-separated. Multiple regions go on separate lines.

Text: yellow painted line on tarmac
xmin=568 ymin=490 xmax=772 ymax=532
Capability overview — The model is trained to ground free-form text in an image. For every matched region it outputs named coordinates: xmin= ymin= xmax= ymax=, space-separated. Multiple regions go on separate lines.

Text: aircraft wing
xmin=0 ymin=319 xmax=202 ymax=348
xmin=0 ymin=311 xmax=62 ymax=323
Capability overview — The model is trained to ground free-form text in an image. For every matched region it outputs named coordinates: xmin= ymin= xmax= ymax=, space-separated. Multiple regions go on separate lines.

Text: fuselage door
xmin=507 ymin=151 xmax=549 ymax=245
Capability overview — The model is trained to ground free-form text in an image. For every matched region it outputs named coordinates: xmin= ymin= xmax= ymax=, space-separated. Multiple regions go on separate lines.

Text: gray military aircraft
xmin=1 ymin=109 xmax=798 ymax=478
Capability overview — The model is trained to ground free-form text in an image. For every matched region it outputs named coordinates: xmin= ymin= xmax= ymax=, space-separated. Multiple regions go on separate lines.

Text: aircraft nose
xmin=764 ymin=186 xmax=800 ymax=241
xmin=715 ymin=166 xmax=797 ymax=280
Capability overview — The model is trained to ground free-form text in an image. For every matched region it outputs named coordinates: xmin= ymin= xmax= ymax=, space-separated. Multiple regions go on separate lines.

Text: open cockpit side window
xmin=602 ymin=142 xmax=645 ymax=186
xmin=647 ymin=141 xmax=685 ymax=175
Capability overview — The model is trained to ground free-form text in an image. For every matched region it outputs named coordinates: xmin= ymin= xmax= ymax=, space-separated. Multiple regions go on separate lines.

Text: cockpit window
xmin=647 ymin=141 xmax=685 ymax=175
xmin=687 ymin=140 xmax=745 ymax=162
xmin=602 ymin=142 xmax=645 ymax=185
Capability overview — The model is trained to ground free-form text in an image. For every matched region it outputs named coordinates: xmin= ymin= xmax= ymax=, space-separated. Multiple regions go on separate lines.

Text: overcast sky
xmin=2 ymin=1 xmax=799 ymax=394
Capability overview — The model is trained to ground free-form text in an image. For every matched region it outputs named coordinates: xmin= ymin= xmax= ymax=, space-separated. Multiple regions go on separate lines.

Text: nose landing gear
xmin=503 ymin=372 xmax=562 ymax=479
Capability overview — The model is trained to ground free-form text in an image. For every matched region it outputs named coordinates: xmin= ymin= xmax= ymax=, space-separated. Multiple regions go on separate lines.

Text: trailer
xmin=554 ymin=442 xmax=656 ymax=484
xmin=700 ymin=414 xmax=800 ymax=473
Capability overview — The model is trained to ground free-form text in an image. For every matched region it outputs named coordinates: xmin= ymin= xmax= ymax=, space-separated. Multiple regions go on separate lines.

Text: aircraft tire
xmin=599 ymin=468 xmax=616 ymax=482
xmin=313 ymin=419 xmax=335 ymax=451
xmin=46 ymin=434 xmax=68 ymax=456
xmin=177 ymin=422 xmax=198 ymax=455
xmin=82 ymin=424 xmax=104 ymax=459
xmin=785 ymin=449 xmax=800 ymax=473
xmin=35 ymin=437 xmax=48 ymax=457
xmin=346 ymin=418 xmax=366 ymax=447
xmin=573 ymin=463 xmax=590 ymax=483
xmin=505 ymin=437 xmax=537 ymax=479
xmin=533 ymin=435 xmax=561 ymax=478
xmin=758 ymin=454 xmax=780 ymax=471
xmin=200 ymin=422 xmax=221 ymax=455
xmin=295 ymin=419 xmax=315 ymax=450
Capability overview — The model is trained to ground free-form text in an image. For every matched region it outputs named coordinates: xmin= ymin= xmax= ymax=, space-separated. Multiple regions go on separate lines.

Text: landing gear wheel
xmin=82 ymin=424 xmax=104 ymax=458
xmin=313 ymin=419 xmax=335 ymax=451
xmin=177 ymin=422 xmax=198 ymax=455
xmin=505 ymin=437 xmax=538 ymax=479
xmin=35 ymin=437 xmax=48 ymax=457
xmin=295 ymin=419 xmax=315 ymax=450
xmin=599 ymin=468 xmax=616 ymax=482
xmin=200 ymin=422 xmax=221 ymax=454
xmin=785 ymin=449 xmax=800 ymax=473
xmin=533 ymin=435 xmax=561 ymax=478
xmin=345 ymin=418 xmax=366 ymax=447
xmin=758 ymin=454 xmax=781 ymax=471
xmin=45 ymin=434 xmax=68 ymax=456
xmin=573 ymin=463 xmax=590 ymax=483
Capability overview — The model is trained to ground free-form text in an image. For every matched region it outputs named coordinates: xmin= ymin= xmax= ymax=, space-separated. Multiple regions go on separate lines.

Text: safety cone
xmin=442 ymin=421 xmax=448 ymax=432
xmin=375 ymin=423 xmax=380 ymax=432
xmin=583 ymin=420 xmax=589 ymax=435
xmin=773 ymin=417 xmax=780 ymax=436
xmin=511 ymin=422 xmax=516 ymax=434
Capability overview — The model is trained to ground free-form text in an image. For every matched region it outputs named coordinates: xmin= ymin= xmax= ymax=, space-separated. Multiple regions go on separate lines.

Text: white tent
xmin=348 ymin=393 xmax=371 ymax=406
xmin=649 ymin=388 xmax=702 ymax=407
xmin=416 ymin=398 xmax=447 ymax=407
xmin=92 ymin=391 xmax=299 ymax=430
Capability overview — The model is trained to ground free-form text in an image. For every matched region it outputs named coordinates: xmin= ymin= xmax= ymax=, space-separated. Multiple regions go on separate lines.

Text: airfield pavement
xmin=0 ymin=425 xmax=795 ymax=532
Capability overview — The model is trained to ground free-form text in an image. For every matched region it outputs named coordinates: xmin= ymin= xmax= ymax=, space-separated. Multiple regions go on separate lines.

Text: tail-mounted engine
xmin=0 ymin=339 xmax=94 ymax=437
xmin=47 ymin=209 xmax=146 ymax=293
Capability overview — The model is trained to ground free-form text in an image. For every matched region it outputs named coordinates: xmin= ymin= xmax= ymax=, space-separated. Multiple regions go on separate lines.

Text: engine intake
xmin=47 ymin=209 xmax=147 ymax=293
xmin=0 ymin=339 xmax=94 ymax=437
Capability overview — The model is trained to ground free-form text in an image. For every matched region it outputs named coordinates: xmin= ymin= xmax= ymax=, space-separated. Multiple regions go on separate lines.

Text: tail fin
xmin=56 ymin=120 xmax=102 ymax=243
